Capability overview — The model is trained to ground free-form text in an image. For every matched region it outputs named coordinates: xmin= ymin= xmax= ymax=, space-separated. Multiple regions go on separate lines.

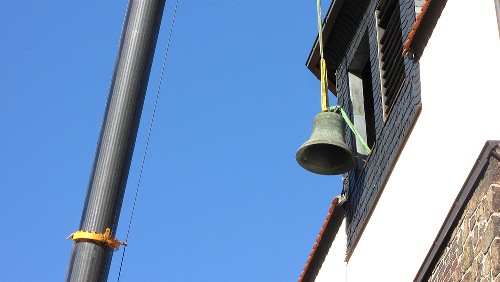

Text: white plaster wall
xmin=346 ymin=1 xmax=500 ymax=281
xmin=316 ymin=219 xmax=347 ymax=282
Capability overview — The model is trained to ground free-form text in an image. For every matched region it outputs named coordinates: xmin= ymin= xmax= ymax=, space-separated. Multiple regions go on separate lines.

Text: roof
xmin=305 ymin=0 xmax=345 ymax=74
xmin=414 ymin=140 xmax=500 ymax=281
xmin=306 ymin=0 xmax=368 ymax=95
xmin=298 ymin=196 xmax=346 ymax=282
xmin=402 ymin=0 xmax=448 ymax=58
xmin=309 ymin=0 xmax=449 ymax=70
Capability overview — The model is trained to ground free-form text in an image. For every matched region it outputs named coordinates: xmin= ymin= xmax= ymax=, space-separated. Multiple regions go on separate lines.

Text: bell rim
xmin=296 ymin=140 xmax=356 ymax=175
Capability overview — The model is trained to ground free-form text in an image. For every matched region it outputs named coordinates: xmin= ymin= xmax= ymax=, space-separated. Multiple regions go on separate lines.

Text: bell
xmin=296 ymin=111 xmax=355 ymax=175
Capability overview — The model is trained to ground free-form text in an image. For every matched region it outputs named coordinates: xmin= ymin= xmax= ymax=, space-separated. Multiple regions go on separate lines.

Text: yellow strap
xmin=316 ymin=0 xmax=324 ymax=59
xmin=67 ymin=228 xmax=128 ymax=251
xmin=317 ymin=0 xmax=329 ymax=112
xmin=320 ymin=59 xmax=329 ymax=112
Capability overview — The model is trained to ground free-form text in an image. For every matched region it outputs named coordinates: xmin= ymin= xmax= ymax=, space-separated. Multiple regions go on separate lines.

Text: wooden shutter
xmin=377 ymin=0 xmax=405 ymax=115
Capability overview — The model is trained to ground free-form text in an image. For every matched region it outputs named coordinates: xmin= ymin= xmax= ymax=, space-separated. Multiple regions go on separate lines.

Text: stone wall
xmin=429 ymin=158 xmax=500 ymax=281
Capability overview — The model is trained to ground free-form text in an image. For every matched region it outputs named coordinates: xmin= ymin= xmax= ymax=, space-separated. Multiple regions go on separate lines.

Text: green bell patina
xmin=296 ymin=111 xmax=355 ymax=175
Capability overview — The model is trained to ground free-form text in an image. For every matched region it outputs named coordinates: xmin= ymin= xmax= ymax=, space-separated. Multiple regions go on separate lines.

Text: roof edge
xmin=402 ymin=0 xmax=448 ymax=59
xmin=298 ymin=195 xmax=346 ymax=282
xmin=414 ymin=140 xmax=500 ymax=281
xmin=305 ymin=0 xmax=346 ymax=82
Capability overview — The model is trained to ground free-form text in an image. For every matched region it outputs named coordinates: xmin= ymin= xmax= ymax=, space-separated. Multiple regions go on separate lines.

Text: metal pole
xmin=66 ymin=0 xmax=166 ymax=281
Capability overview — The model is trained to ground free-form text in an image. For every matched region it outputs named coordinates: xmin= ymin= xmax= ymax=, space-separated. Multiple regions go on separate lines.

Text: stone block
xmin=452 ymin=239 xmax=463 ymax=257
xmin=470 ymin=256 xmax=479 ymax=279
xmin=469 ymin=192 xmax=482 ymax=216
xmin=483 ymin=252 xmax=491 ymax=277
xmin=475 ymin=225 xmax=485 ymax=258
xmin=464 ymin=211 xmax=472 ymax=237
xmin=454 ymin=267 xmax=465 ymax=281
xmin=476 ymin=204 xmax=486 ymax=225
xmin=481 ymin=213 xmax=500 ymax=254
xmin=462 ymin=269 xmax=472 ymax=281
xmin=491 ymin=238 xmax=500 ymax=278
xmin=486 ymin=184 xmax=500 ymax=214
xmin=480 ymin=275 xmax=492 ymax=282
xmin=461 ymin=237 xmax=474 ymax=273
xmin=456 ymin=227 xmax=464 ymax=248
xmin=449 ymin=256 xmax=459 ymax=278
xmin=472 ymin=225 xmax=480 ymax=248
xmin=470 ymin=215 xmax=477 ymax=237
xmin=473 ymin=252 xmax=483 ymax=278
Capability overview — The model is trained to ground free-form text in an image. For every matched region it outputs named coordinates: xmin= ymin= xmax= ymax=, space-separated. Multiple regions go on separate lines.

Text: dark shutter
xmin=377 ymin=0 xmax=405 ymax=115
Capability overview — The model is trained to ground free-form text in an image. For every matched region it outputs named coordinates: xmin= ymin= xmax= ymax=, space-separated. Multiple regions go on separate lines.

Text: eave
xmin=414 ymin=140 xmax=500 ymax=281
xmin=306 ymin=0 xmax=346 ymax=95
xmin=298 ymin=196 xmax=346 ymax=282
xmin=306 ymin=0 xmax=369 ymax=95
xmin=402 ymin=0 xmax=448 ymax=59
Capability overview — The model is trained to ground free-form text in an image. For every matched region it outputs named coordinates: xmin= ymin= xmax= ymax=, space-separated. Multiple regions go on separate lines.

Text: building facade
xmin=300 ymin=0 xmax=500 ymax=280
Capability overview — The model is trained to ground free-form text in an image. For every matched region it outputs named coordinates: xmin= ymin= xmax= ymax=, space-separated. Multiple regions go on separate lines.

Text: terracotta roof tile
xmin=402 ymin=0 xmax=432 ymax=56
xmin=298 ymin=196 xmax=344 ymax=282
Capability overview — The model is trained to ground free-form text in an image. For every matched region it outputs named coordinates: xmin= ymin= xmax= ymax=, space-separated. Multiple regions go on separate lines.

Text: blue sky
xmin=0 ymin=1 xmax=342 ymax=281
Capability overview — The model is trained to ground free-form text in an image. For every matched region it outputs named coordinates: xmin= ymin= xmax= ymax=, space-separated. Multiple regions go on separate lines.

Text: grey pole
xmin=66 ymin=1 xmax=166 ymax=281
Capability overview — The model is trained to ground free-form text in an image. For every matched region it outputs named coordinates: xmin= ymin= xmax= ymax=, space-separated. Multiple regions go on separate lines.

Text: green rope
xmin=329 ymin=106 xmax=372 ymax=154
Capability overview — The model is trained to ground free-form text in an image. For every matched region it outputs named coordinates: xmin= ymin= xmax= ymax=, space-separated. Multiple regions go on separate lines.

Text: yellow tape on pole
xmin=67 ymin=228 xmax=128 ymax=251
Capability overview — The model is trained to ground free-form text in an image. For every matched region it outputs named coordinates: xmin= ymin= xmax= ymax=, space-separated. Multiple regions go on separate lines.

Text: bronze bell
xmin=296 ymin=111 xmax=355 ymax=175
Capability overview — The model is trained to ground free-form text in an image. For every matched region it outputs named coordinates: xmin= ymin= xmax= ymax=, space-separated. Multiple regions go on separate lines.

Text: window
xmin=348 ymin=31 xmax=376 ymax=169
xmin=375 ymin=0 xmax=405 ymax=119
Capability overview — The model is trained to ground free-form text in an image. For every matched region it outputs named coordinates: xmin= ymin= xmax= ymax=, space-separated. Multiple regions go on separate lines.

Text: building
xmin=299 ymin=0 xmax=500 ymax=281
